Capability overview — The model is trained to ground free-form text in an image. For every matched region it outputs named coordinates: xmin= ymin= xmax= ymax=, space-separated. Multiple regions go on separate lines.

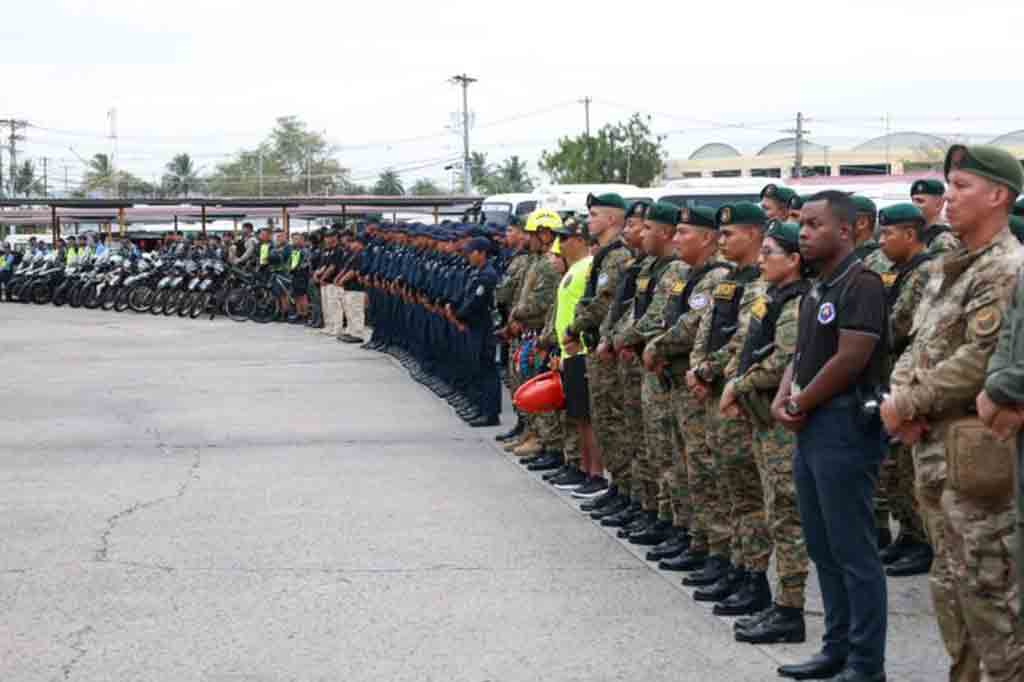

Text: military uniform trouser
xmin=714 ymin=401 xmax=767 ymax=569
xmin=640 ymin=372 xmax=685 ymax=524
xmin=880 ymin=442 xmax=927 ymax=543
xmin=753 ymin=422 xmax=808 ymax=609
xmin=619 ymin=356 xmax=644 ymax=500
xmin=914 ymin=434 xmax=1023 ymax=682
xmin=702 ymin=390 xmax=734 ymax=558
xmin=676 ymin=387 xmax=714 ymax=552
xmin=586 ymin=354 xmax=622 ymax=479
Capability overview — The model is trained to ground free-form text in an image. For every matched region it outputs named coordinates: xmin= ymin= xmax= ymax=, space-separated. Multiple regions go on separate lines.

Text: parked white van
xmin=478 ymin=193 xmax=541 ymax=226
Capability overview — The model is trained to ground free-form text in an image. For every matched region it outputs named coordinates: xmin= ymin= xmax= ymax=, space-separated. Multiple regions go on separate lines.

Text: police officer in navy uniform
xmin=772 ymin=190 xmax=889 ymax=682
xmin=447 ymin=236 xmax=501 ymax=427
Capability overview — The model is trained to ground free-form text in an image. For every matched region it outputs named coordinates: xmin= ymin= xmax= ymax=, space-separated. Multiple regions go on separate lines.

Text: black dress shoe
xmin=694 ymin=566 xmax=745 ymax=602
xmin=468 ymin=415 xmax=499 ymax=427
xmin=600 ymin=504 xmax=642 ymax=527
xmin=629 ymin=519 xmax=674 ymax=546
xmin=829 ymin=668 xmax=886 ymax=682
xmin=735 ymin=604 xmax=806 ymax=644
xmin=734 ymin=603 xmax=774 ymax=632
xmin=682 ymin=555 xmax=729 ymax=586
xmin=617 ymin=512 xmax=656 ymax=539
xmin=645 ymin=529 xmax=689 ymax=561
xmin=777 ymin=653 xmax=847 ymax=680
xmin=590 ymin=496 xmax=629 ymax=520
xmin=877 ymin=526 xmax=892 ymax=551
xmin=886 ymin=544 xmax=933 ymax=577
xmin=713 ymin=571 xmax=771 ymax=616
xmin=879 ymin=531 xmax=914 ymax=564
xmin=659 ymin=549 xmax=707 ymax=572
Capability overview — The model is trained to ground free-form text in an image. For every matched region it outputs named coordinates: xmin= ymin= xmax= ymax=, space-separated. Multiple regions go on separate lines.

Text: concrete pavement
xmin=0 ymin=305 xmax=946 ymax=681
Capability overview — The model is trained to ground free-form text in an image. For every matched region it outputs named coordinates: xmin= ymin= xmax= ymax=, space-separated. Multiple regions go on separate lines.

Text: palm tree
xmin=373 ymin=169 xmax=404 ymax=196
xmin=410 ymin=178 xmax=443 ymax=196
xmin=495 ymin=156 xmax=534 ymax=193
xmin=162 ymin=153 xmax=200 ymax=197
xmin=14 ymin=161 xmax=39 ymax=197
xmin=85 ymin=153 xmax=115 ymax=194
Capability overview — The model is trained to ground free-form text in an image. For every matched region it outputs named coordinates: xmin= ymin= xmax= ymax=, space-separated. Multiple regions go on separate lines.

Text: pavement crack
xmin=59 ymin=625 xmax=93 ymax=680
xmin=93 ymin=446 xmax=201 ymax=563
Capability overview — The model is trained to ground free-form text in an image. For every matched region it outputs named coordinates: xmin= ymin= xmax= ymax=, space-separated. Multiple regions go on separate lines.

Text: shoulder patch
xmin=752 ymin=296 xmax=768 ymax=320
xmin=972 ymin=305 xmax=1002 ymax=336
xmin=881 ymin=272 xmax=897 ymax=288
xmin=636 ymin=277 xmax=650 ymax=292
xmin=817 ymin=301 xmax=836 ymax=325
xmin=713 ymin=282 xmax=737 ymax=300
xmin=689 ymin=293 xmax=709 ymax=310
xmin=671 ymin=280 xmax=685 ymax=294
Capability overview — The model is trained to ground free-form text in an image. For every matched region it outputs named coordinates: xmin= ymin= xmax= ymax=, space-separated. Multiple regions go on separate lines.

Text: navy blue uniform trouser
xmin=474 ymin=330 xmax=500 ymax=418
xmin=794 ymin=395 xmax=887 ymax=675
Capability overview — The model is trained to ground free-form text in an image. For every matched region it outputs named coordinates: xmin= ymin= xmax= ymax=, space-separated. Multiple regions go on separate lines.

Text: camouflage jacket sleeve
xmin=649 ymin=266 xmax=727 ymax=360
xmin=889 ymin=266 xmax=929 ymax=357
xmin=724 ymin=279 xmax=768 ymax=381
xmin=734 ymin=294 xmax=800 ymax=395
xmin=892 ymin=233 xmax=1024 ymax=420
xmin=568 ymin=245 xmax=631 ymax=338
xmin=494 ymin=252 xmax=528 ymax=309
xmin=539 ymin=300 xmax=558 ymax=349
xmin=985 ymin=267 xmax=1024 ymax=405
xmin=617 ymin=261 xmax=687 ymax=349
xmin=511 ymin=258 xmax=558 ymax=329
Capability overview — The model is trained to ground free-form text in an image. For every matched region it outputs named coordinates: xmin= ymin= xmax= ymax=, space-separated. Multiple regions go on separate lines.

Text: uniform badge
xmin=476 ymin=284 xmax=485 ymax=296
xmin=752 ymin=297 xmax=768 ymax=320
xmin=817 ymin=301 xmax=836 ymax=324
xmin=681 ymin=208 xmax=691 ymax=223
xmin=719 ymin=207 xmax=732 ymax=224
xmin=972 ymin=305 xmax=1002 ymax=336
xmin=881 ymin=273 xmax=897 ymax=288
xmin=949 ymin=147 xmax=967 ymax=169
xmin=689 ymin=293 xmax=709 ymax=310
xmin=764 ymin=184 xmax=776 ymax=197
xmin=713 ymin=282 xmax=737 ymax=300
xmin=912 ymin=181 xmax=923 ymax=195
xmin=671 ymin=280 xmax=685 ymax=294
xmin=597 ymin=272 xmax=609 ymax=288
xmin=637 ymin=277 xmax=650 ymax=292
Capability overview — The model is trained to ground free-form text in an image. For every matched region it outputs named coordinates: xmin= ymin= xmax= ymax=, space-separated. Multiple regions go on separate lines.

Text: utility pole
xmin=62 ymin=162 xmax=71 ymax=194
xmin=883 ymin=112 xmax=892 ymax=175
xmin=1 ymin=119 xmax=28 ymax=197
xmin=258 ymin=150 xmax=264 ymax=197
xmin=108 ymin=108 xmax=118 ymax=197
xmin=451 ymin=73 xmax=477 ymax=194
xmin=579 ymin=97 xmax=592 ymax=136
xmin=42 ymin=157 xmax=48 ymax=197
xmin=306 ymin=151 xmax=312 ymax=195
xmin=785 ymin=112 xmax=810 ymax=179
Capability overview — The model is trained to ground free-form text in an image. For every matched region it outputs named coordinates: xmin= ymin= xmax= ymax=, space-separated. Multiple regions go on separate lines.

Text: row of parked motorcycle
xmin=3 ymin=251 xmax=289 ymax=322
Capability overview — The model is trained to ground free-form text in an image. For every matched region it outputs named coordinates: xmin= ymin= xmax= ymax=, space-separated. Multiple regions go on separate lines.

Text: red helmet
xmin=513 ymin=371 xmax=565 ymax=414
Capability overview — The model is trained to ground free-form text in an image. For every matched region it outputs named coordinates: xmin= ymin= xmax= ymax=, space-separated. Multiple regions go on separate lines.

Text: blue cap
xmin=463 ymin=237 xmax=492 ymax=254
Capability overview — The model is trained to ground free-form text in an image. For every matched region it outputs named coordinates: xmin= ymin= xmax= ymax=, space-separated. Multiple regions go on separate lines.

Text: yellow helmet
xmin=524 ymin=208 xmax=563 ymax=233
xmin=550 ymin=237 xmax=562 ymax=255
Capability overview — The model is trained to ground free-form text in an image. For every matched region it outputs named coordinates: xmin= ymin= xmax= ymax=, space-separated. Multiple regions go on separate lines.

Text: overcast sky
xmin=6 ymin=0 xmax=1024 ymax=191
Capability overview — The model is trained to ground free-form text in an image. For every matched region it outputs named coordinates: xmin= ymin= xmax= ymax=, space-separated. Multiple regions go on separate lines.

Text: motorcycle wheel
xmin=163 ymin=290 xmax=181 ymax=316
xmin=190 ymin=292 xmax=211 ymax=319
xmin=113 ymin=286 xmax=132 ymax=312
xmin=82 ymin=283 xmax=103 ymax=309
xmin=149 ymin=289 xmax=169 ymax=315
xmin=177 ymin=292 xmax=195 ymax=318
xmin=69 ymin=283 xmax=86 ymax=308
xmin=52 ymin=282 xmax=69 ymax=307
xmin=224 ymin=288 xmax=254 ymax=323
xmin=249 ymin=288 xmax=278 ymax=324
xmin=128 ymin=286 xmax=153 ymax=313
xmin=31 ymin=281 xmax=53 ymax=305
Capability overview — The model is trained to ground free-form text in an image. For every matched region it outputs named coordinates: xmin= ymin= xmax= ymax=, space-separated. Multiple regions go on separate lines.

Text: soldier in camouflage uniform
xmin=760 ymin=183 xmax=797 ymax=222
xmin=722 ymin=220 xmax=810 ymax=643
xmin=494 ymin=218 xmax=534 ymax=444
xmin=644 ymin=205 xmax=732 ymax=568
xmin=509 ymin=210 xmax=564 ymax=461
xmin=560 ymin=193 xmax=633 ymax=500
xmin=911 ymin=179 xmax=962 ymax=255
xmin=882 ymin=145 xmax=1024 ymax=682
xmin=876 ymin=203 xmax=937 ymax=578
xmin=611 ymin=201 xmax=688 ymax=545
xmin=684 ymin=202 xmax=769 ymax=612
xmin=593 ymin=202 xmax=650 ymax=525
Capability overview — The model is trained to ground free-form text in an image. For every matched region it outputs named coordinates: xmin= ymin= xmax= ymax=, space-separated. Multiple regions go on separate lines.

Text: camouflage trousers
xmin=703 ymin=393 xmax=735 ymax=558
xmin=753 ymin=423 xmax=808 ymax=608
xmin=640 ymin=372 xmax=685 ymax=523
xmin=709 ymin=394 xmax=768 ymax=569
xmin=586 ymin=354 xmax=622 ymax=478
xmin=619 ymin=356 xmax=645 ymax=502
xmin=675 ymin=386 xmax=711 ymax=547
xmin=915 ymin=436 xmax=1024 ymax=682
xmin=880 ymin=442 xmax=927 ymax=543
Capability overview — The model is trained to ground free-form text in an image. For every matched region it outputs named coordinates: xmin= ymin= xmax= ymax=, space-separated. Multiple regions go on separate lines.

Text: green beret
xmin=1013 ymin=197 xmax=1024 ymax=218
xmin=788 ymin=194 xmax=811 ymax=210
xmin=910 ymin=179 xmax=945 ymax=197
xmin=678 ymin=205 xmax=718 ymax=230
xmin=626 ymin=200 xmax=650 ymax=219
xmin=716 ymin=201 xmax=767 ymax=228
xmin=765 ymin=220 xmax=801 ymax=253
xmin=760 ymin=183 xmax=797 ymax=205
xmin=851 ymin=195 xmax=877 ymax=216
xmin=587 ymin=192 xmax=627 ymax=211
xmin=1010 ymin=215 xmax=1024 ymax=243
xmin=646 ymin=201 xmax=680 ymax=227
xmin=879 ymin=203 xmax=925 ymax=227
xmin=945 ymin=144 xmax=1024 ymax=195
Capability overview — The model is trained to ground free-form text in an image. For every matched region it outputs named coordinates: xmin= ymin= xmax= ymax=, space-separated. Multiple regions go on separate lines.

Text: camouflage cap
xmin=944 ymin=144 xmax=1024 ymax=194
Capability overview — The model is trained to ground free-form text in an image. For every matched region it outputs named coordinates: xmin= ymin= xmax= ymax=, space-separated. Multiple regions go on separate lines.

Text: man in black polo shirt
xmin=771 ymin=190 xmax=889 ymax=682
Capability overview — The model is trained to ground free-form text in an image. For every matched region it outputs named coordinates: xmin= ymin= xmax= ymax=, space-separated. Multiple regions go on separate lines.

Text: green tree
xmin=207 ymin=116 xmax=351 ymax=196
xmin=410 ymin=178 xmax=443 ymax=196
xmin=539 ymin=113 xmax=664 ymax=186
xmin=373 ymin=169 xmax=404 ymax=196
xmin=14 ymin=161 xmax=40 ymax=197
xmin=470 ymin=152 xmax=492 ymax=192
xmin=162 ymin=153 xmax=200 ymax=197
xmin=84 ymin=153 xmax=115 ymax=194
xmin=490 ymin=156 xmax=534 ymax=193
